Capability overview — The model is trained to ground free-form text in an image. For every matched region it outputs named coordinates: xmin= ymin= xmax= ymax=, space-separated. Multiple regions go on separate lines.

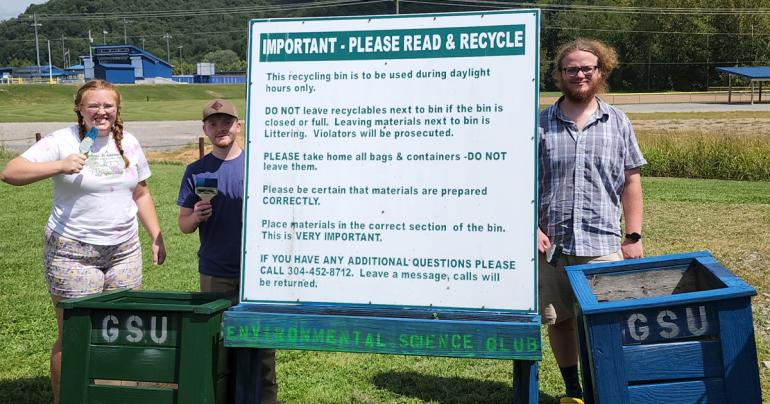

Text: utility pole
xmin=88 ymin=29 xmax=93 ymax=60
xmin=31 ymin=13 xmax=42 ymax=76
xmin=177 ymin=45 xmax=184 ymax=74
xmin=103 ymin=30 xmax=108 ymax=44
xmin=395 ymin=0 xmax=400 ymax=14
xmin=705 ymin=34 xmax=710 ymax=92
xmin=647 ymin=36 xmax=652 ymax=91
xmin=60 ymin=35 xmax=66 ymax=68
xmin=47 ymin=40 xmax=52 ymax=82
xmin=141 ymin=36 xmax=145 ymax=50
xmin=163 ymin=33 xmax=172 ymax=62
xmin=123 ymin=17 xmax=133 ymax=44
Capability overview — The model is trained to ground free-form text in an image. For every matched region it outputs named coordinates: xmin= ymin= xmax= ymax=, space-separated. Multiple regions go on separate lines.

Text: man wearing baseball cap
xmin=177 ymin=99 xmax=279 ymax=403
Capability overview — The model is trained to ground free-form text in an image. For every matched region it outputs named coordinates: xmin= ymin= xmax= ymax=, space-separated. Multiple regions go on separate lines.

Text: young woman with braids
xmin=1 ymin=79 xmax=166 ymax=403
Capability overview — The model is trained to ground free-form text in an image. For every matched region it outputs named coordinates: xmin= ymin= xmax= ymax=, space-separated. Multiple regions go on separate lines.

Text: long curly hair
xmin=552 ymin=38 xmax=619 ymax=94
xmin=73 ymin=80 xmax=129 ymax=168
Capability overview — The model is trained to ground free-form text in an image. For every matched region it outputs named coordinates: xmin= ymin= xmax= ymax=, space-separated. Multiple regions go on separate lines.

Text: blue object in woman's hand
xmin=78 ymin=127 xmax=99 ymax=155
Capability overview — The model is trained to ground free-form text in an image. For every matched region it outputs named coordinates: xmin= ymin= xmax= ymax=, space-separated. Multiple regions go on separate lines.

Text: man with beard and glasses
xmin=537 ymin=38 xmax=646 ymax=404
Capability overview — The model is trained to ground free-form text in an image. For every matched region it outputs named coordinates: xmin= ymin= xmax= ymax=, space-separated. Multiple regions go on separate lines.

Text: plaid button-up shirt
xmin=538 ymin=97 xmax=646 ymax=256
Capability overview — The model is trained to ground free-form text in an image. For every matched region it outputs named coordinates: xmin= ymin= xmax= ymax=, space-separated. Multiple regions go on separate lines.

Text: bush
xmin=638 ymin=131 xmax=770 ymax=181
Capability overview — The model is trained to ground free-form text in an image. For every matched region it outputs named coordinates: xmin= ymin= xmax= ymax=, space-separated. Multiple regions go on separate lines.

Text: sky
xmin=0 ymin=0 xmax=47 ymax=21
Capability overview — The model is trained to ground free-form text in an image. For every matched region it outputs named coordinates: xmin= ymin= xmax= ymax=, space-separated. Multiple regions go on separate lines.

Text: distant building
xmin=6 ymin=65 xmax=79 ymax=80
xmin=65 ymin=64 xmax=85 ymax=75
xmin=81 ymin=45 xmax=172 ymax=84
xmin=171 ymin=62 xmax=246 ymax=84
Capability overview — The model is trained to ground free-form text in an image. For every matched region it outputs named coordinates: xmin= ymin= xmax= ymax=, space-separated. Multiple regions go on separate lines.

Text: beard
xmin=211 ymin=134 xmax=236 ymax=149
xmin=562 ymin=77 xmax=605 ymax=103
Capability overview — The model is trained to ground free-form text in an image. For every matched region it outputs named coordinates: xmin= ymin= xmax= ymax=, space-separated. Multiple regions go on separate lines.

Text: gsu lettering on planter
xmin=100 ymin=314 xmax=169 ymax=344
xmin=624 ymin=305 xmax=711 ymax=343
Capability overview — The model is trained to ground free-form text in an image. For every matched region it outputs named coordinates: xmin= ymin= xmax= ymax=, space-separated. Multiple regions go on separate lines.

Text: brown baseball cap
xmin=202 ymin=99 xmax=238 ymax=121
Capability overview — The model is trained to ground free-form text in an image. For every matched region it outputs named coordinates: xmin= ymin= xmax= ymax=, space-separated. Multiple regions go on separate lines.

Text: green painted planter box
xmin=59 ymin=290 xmax=233 ymax=404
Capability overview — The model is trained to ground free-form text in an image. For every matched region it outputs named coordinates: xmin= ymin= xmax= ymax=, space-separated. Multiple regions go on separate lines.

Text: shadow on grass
xmin=373 ymin=371 xmax=559 ymax=403
xmin=0 ymin=376 xmax=51 ymax=404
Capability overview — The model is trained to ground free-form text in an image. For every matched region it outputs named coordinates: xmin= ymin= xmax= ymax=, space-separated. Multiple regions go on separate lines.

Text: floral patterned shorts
xmin=44 ymin=227 xmax=142 ymax=298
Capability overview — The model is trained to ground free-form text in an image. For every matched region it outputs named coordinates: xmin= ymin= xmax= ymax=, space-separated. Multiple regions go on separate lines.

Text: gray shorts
xmin=538 ymin=250 xmax=623 ymax=325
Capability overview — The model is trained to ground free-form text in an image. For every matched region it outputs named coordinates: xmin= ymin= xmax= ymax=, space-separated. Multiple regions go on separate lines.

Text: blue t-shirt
xmin=177 ymin=152 xmax=244 ymax=278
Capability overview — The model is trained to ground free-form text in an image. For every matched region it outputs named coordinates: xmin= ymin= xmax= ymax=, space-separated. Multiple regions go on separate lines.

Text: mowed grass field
xmin=0 ymin=84 xmax=246 ymax=122
xmin=0 ymin=84 xmax=768 ymax=402
xmin=1 ymin=159 xmax=768 ymax=403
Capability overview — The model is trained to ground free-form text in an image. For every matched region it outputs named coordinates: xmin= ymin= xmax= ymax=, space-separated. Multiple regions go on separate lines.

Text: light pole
xmin=103 ymin=30 xmax=108 ymax=44
xmin=30 ymin=13 xmax=42 ymax=76
xmin=162 ymin=33 xmax=172 ymax=62
xmin=177 ymin=45 xmax=183 ymax=74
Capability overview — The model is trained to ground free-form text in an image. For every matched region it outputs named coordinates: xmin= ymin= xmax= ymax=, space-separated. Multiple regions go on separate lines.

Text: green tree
xmin=7 ymin=58 xmax=33 ymax=67
xmin=202 ymin=49 xmax=246 ymax=72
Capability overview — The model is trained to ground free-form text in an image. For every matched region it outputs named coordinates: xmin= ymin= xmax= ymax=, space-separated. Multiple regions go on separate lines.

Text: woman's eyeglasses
xmin=562 ymin=66 xmax=599 ymax=77
xmin=83 ymin=104 xmax=117 ymax=113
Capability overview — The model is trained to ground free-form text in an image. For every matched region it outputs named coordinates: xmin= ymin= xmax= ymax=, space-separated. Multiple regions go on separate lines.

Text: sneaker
xmin=559 ymin=397 xmax=584 ymax=404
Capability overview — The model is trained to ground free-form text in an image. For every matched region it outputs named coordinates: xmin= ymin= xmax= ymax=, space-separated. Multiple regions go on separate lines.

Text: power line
xmin=542 ymin=26 xmax=762 ymax=37
xmin=29 ymin=0 xmax=390 ymax=21
xmin=4 ymin=0 xmax=769 ymax=70
xmin=7 ymin=23 xmax=770 ymax=47
xmin=5 ymin=0 xmax=770 ymax=42
xmin=401 ymin=0 xmax=770 ymax=15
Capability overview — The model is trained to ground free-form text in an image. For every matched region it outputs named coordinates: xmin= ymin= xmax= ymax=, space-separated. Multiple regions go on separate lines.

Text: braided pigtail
xmin=74 ymin=85 xmax=89 ymax=141
xmin=113 ymin=117 xmax=130 ymax=168
xmin=76 ymin=113 xmax=86 ymax=141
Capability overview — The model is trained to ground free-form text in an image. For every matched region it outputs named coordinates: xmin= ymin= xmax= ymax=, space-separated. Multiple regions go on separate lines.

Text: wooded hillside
xmin=1 ymin=0 xmax=769 ymax=91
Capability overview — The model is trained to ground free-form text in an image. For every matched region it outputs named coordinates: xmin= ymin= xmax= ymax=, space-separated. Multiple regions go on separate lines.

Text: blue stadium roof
xmin=100 ymin=63 xmax=134 ymax=69
xmin=715 ymin=66 xmax=770 ymax=80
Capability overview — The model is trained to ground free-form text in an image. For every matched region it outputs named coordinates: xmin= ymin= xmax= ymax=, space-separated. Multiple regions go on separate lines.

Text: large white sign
xmin=242 ymin=10 xmax=539 ymax=311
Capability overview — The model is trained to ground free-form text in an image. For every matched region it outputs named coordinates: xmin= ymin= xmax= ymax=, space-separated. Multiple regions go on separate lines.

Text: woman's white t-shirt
xmin=22 ymin=125 xmax=151 ymax=245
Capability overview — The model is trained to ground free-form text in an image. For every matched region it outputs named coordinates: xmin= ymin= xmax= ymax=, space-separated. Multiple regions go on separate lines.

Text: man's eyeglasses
xmin=562 ymin=65 xmax=599 ymax=77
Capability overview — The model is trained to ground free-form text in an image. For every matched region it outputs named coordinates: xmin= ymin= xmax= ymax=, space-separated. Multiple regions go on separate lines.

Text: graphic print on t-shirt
xmin=85 ymin=152 xmax=125 ymax=177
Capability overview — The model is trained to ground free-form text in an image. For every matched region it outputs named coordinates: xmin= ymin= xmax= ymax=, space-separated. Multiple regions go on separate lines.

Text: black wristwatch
xmin=625 ymin=232 xmax=642 ymax=243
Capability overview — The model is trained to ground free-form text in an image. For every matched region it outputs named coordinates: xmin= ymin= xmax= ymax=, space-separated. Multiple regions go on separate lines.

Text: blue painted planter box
xmin=566 ymin=251 xmax=761 ymax=404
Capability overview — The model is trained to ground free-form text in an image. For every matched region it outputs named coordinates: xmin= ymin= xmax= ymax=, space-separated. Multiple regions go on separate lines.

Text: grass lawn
xmin=0 ymin=84 xmax=247 ymax=122
xmin=0 ymin=151 xmax=768 ymax=403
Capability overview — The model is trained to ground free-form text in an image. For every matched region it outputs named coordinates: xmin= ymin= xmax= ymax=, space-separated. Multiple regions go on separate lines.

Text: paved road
xmin=1 ymin=101 xmax=769 ymax=154
xmin=0 ymin=121 xmax=203 ymax=154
